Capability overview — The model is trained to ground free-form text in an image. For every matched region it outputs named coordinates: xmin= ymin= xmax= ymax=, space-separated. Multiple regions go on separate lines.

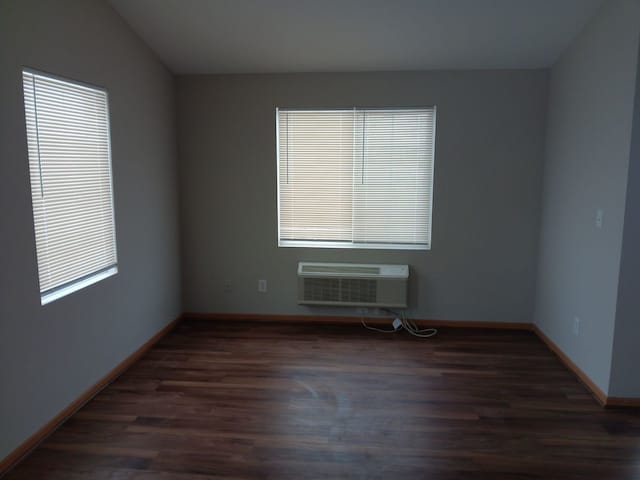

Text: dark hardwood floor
xmin=6 ymin=319 xmax=640 ymax=479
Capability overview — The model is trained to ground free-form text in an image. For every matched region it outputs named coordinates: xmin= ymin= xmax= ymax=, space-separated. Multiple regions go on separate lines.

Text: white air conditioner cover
xmin=297 ymin=262 xmax=409 ymax=308
xmin=298 ymin=262 xmax=408 ymax=279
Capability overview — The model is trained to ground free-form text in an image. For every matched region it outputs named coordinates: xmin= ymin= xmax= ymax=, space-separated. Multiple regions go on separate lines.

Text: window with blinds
xmin=277 ymin=107 xmax=435 ymax=250
xmin=22 ymin=70 xmax=117 ymax=305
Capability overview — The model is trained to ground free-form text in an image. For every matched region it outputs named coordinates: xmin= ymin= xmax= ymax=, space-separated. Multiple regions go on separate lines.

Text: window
xmin=22 ymin=70 xmax=117 ymax=305
xmin=277 ymin=107 xmax=436 ymax=250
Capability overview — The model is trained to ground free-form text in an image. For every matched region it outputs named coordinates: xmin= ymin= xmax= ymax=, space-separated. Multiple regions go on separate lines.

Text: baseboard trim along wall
xmin=532 ymin=326 xmax=640 ymax=408
xmin=532 ymin=325 xmax=608 ymax=405
xmin=2 ymin=312 xmax=638 ymax=475
xmin=0 ymin=315 xmax=182 ymax=477
xmin=183 ymin=312 xmax=533 ymax=330
xmin=605 ymin=397 xmax=640 ymax=407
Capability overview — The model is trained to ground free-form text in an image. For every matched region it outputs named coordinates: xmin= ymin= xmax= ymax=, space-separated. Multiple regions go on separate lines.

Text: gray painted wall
xmin=534 ymin=0 xmax=640 ymax=394
xmin=610 ymin=42 xmax=640 ymax=398
xmin=177 ymin=71 xmax=548 ymax=322
xmin=0 ymin=0 xmax=181 ymax=459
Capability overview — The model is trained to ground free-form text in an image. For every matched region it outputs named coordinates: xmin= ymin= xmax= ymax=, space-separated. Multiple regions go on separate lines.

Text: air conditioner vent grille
xmin=304 ymin=278 xmax=340 ymax=303
xmin=303 ymin=278 xmax=377 ymax=304
xmin=340 ymin=279 xmax=377 ymax=303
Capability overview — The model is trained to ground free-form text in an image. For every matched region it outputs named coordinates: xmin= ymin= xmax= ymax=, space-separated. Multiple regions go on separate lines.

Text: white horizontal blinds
xmin=353 ymin=109 xmax=434 ymax=247
xmin=22 ymin=70 xmax=117 ymax=295
xmin=279 ymin=109 xmax=354 ymax=241
xmin=278 ymin=107 xmax=434 ymax=249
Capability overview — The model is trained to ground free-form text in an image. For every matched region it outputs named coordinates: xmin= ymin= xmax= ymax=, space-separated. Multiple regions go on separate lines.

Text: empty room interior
xmin=1 ymin=0 xmax=640 ymax=478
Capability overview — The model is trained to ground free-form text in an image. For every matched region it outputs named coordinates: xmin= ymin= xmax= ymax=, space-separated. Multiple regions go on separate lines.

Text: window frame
xmin=22 ymin=68 xmax=118 ymax=305
xmin=275 ymin=106 xmax=436 ymax=251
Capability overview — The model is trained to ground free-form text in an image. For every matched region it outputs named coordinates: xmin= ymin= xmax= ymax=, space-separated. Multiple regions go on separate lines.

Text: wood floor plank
xmin=5 ymin=319 xmax=640 ymax=479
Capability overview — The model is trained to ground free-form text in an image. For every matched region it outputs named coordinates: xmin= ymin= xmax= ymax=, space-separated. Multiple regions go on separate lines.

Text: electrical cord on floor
xmin=361 ymin=309 xmax=438 ymax=338
xmin=400 ymin=310 xmax=438 ymax=338
xmin=360 ymin=318 xmax=398 ymax=333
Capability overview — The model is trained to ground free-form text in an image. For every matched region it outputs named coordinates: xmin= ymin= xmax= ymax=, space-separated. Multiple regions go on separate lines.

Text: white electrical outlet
xmin=573 ymin=316 xmax=580 ymax=336
xmin=595 ymin=208 xmax=604 ymax=229
xmin=258 ymin=279 xmax=267 ymax=293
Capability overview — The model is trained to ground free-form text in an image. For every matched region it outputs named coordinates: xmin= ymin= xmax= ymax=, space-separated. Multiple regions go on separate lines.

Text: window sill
xmin=41 ymin=266 xmax=118 ymax=305
xmin=278 ymin=240 xmax=429 ymax=251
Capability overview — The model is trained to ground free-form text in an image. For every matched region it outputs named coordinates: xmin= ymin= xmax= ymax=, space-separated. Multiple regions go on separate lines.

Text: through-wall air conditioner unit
xmin=297 ymin=262 xmax=408 ymax=308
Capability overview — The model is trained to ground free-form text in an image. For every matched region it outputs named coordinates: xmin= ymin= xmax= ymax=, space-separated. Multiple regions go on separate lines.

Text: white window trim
xmin=41 ymin=266 xmax=118 ymax=305
xmin=22 ymin=68 xmax=118 ymax=305
xmin=275 ymin=106 xmax=436 ymax=251
xmin=278 ymin=239 xmax=428 ymax=250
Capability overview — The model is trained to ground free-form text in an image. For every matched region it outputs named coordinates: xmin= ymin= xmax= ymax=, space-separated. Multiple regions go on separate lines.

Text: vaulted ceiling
xmin=110 ymin=0 xmax=605 ymax=74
